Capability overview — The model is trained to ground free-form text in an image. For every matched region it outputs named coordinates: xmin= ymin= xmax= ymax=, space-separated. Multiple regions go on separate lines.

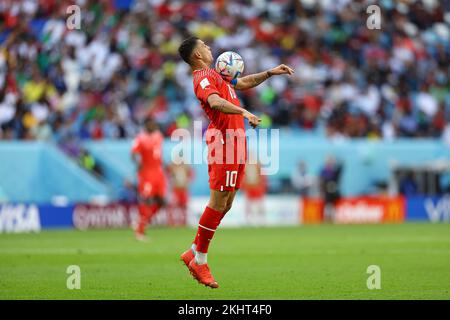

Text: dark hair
xmin=178 ymin=36 xmax=199 ymax=64
xmin=144 ymin=116 xmax=158 ymax=132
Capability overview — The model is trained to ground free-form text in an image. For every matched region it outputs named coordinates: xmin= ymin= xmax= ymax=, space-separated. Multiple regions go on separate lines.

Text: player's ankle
xmin=191 ymin=244 xmax=197 ymax=255
xmin=195 ymin=252 xmax=207 ymax=265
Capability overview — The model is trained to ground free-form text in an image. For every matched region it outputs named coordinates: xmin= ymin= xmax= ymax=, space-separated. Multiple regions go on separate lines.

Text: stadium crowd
xmin=0 ymin=0 xmax=449 ymax=147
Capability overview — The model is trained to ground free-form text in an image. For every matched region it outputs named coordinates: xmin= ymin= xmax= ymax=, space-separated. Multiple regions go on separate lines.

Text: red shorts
xmin=138 ymin=173 xmax=166 ymax=199
xmin=207 ymin=134 xmax=247 ymax=192
xmin=172 ymin=188 xmax=188 ymax=206
xmin=245 ymin=186 xmax=266 ymax=199
xmin=208 ymin=162 xmax=246 ymax=191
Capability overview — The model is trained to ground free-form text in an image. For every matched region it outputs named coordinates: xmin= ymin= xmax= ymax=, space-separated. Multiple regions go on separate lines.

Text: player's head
xmin=178 ymin=36 xmax=213 ymax=67
xmin=144 ymin=117 xmax=158 ymax=133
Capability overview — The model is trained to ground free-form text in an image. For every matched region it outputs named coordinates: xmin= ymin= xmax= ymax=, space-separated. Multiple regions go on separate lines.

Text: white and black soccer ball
xmin=215 ymin=51 xmax=245 ymax=81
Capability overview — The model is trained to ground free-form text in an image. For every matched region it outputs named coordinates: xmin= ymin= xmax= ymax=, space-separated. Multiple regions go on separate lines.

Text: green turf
xmin=0 ymin=223 xmax=449 ymax=299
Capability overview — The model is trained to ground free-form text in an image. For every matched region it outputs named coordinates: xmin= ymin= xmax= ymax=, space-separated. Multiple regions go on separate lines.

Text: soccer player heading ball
xmin=178 ymin=37 xmax=294 ymax=288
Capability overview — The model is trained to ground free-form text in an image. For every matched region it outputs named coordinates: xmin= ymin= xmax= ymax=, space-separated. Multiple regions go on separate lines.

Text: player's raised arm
xmin=207 ymin=93 xmax=261 ymax=128
xmin=131 ymin=137 xmax=142 ymax=171
xmin=233 ymin=64 xmax=295 ymax=90
xmin=131 ymin=152 xmax=141 ymax=171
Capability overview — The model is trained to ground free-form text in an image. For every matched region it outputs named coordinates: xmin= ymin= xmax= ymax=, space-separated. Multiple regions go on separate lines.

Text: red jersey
xmin=193 ymin=68 xmax=247 ymax=191
xmin=131 ymin=130 xmax=164 ymax=179
xmin=193 ymin=68 xmax=245 ymax=134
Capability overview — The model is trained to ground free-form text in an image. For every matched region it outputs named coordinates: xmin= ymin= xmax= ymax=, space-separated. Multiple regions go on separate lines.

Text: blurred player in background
xmin=291 ymin=161 xmax=315 ymax=197
xmin=178 ymin=36 xmax=294 ymax=288
xmin=242 ymin=160 xmax=267 ymax=226
xmin=131 ymin=117 xmax=166 ymax=241
xmin=166 ymin=153 xmax=193 ymax=226
xmin=319 ymin=155 xmax=343 ymax=223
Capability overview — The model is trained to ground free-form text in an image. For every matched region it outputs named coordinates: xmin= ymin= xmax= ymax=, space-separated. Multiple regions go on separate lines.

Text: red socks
xmin=136 ymin=203 xmax=159 ymax=234
xmin=194 ymin=206 xmax=225 ymax=253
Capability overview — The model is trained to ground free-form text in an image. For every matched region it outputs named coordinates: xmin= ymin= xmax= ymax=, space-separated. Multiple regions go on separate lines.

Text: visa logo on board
xmin=0 ymin=204 xmax=41 ymax=233
xmin=425 ymin=197 xmax=450 ymax=222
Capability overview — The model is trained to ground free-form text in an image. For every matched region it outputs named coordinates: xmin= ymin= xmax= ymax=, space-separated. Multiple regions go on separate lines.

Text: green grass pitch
xmin=0 ymin=223 xmax=449 ymax=299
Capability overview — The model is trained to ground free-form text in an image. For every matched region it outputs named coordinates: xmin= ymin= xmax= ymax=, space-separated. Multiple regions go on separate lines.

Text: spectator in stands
xmin=78 ymin=147 xmax=103 ymax=177
xmin=319 ymin=155 xmax=343 ymax=222
xmin=0 ymin=0 xmax=448 ymax=142
xmin=399 ymin=170 xmax=419 ymax=196
xmin=118 ymin=179 xmax=137 ymax=203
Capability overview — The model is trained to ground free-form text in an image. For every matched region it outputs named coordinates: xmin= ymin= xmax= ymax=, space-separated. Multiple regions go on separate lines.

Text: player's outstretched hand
xmin=243 ymin=110 xmax=261 ymax=129
xmin=269 ymin=64 xmax=295 ymax=76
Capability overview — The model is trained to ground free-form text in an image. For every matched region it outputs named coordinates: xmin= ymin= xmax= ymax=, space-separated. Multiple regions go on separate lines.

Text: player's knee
xmin=208 ymin=190 xmax=233 ymax=213
xmin=155 ymin=196 xmax=165 ymax=207
xmin=208 ymin=201 xmax=227 ymax=213
xmin=140 ymin=197 xmax=153 ymax=205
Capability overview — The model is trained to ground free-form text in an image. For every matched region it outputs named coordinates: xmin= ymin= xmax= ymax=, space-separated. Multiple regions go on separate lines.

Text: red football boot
xmin=180 ymin=248 xmax=195 ymax=267
xmin=188 ymin=259 xmax=219 ymax=289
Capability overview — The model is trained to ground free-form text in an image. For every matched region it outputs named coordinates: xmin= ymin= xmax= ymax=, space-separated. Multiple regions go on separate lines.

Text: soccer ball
xmin=215 ymin=51 xmax=244 ymax=81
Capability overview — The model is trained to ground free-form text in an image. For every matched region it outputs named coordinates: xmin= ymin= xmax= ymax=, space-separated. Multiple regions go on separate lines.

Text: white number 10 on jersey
xmin=225 ymin=170 xmax=238 ymax=187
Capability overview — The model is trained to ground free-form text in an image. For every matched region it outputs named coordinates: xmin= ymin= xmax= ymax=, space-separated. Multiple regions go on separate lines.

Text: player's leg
xmin=173 ymin=188 xmax=188 ymax=226
xmin=153 ymin=172 xmax=167 ymax=217
xmin=136 ymin=195 xmax=166 ymax=241
xmin=182 ymin=163 xmax=243 ymax=288
xmin=257 ymin=196 xmax=266 ymax=226
xmin=245 ymin=196 xmax=251 ymax=225
xmin=135 ymin=180 xmax=152 ymax=239
xmin=179 ymin=189 xmax=188 ymax=225
xmin=191 ymin=163 xmax=244 ymax=252
xmin=223 ymin=189 xmax=237 ymax=215
xmin=185 ymin=189 xmax=232 ymax=288
xmin=180 ymin=189 xmax=229 ymax=269
xmin=135 ymin=176 xmax=166 ymax=239
xmin=246 ymin=197 xmax=255 ymax=226
xmin=188 ymin=188 xmax=236 ymax=256
xmin=191 ymin=179 xmax=238 ymax=247
xmin=144 ymin=173 xmax=167 ymax=225
xmin=148 ymin=195 xmax=165 ymax=220
xmin=193 ymin=189 xmax=230 ymax=261
xmin=135 ymin=197 xmax=151 ymax=240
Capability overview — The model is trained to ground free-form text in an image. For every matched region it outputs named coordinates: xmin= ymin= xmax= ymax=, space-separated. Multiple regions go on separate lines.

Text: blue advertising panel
xmin=0 ymin=203 xmax=74 ymax=233
xmin=38 ymin=204 xmax=74 ymax=229
xmin=406 ymin=196 xmax=450 ymax=222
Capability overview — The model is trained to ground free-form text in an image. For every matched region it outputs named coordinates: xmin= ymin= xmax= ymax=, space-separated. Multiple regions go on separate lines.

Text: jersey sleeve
xmin=194 ymin=72 xmax=220 ymax=105
xmin=131 ymin=136 xmax=141 ymax=154
xmin=155 ymin=133 xmax=164 ymax=160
